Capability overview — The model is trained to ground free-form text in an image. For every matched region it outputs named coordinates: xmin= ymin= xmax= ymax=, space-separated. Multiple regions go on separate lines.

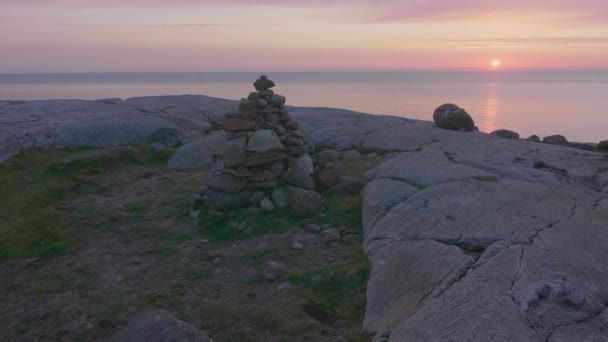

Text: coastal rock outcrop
xmin=433 ymin=103 xmax=476 ymax=132
xmin=543 ymin=134 xmax=569 ymax=145
xmin=491 ymin=129 xmax=520 ymax=140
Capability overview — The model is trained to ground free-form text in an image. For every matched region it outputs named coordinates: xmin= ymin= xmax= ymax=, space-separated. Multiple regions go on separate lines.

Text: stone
xmin=254 ymin=75 xmax=276 ymax=91
xmin=286 ymin=137 xmax=304 ymax=146
xmin=221 ymin=141 xmax=246 ymax=168
xmin=306 ymin=224 xmax=322 ymax=233
xmin=246 ymin=130 xmax=284 ymax=152
xmin=327 ymin=176 xmax=366 ymax=195
xmin=287 ymin=145 xmax=309 ymax=156
xmin=341 ymin=150 xmax=361 ymax=160
xmin=189 ymin=210 xmax=200 ymax=219
xmin=433 ymin=103 xmax=475 ymax=131
xmin=207 ymin=171 xmax=248 ymax=192
xmin=285 ymin=186 xmax=323 ymax=217
xmin=243 ymin=153 xmax=287 ymax=167
xmin=284 ymin=120 xmax=299 ymax=130
xmin=271 ymin=187 xmax=288 ymax=209
xmin=258 ymin=89 xmax=274 ymax=97
xmin=526 ymin=135 xmax=541 ymax=142
xmin=221 ymin=167 xmax=253 ymax=178
xmin=317 ymin=168 xmax=341 ymax=188
xmin=113 ymin=310 xmax=213 ymax=342
xmin=290 ymin=241 xmax=304 ymax=250
xmin=266 ymin=113 xmax=281 ymax=125
xmin=166 ymin=131 xmax=226 ymax=171
xmin=543 ymin=134 xmax=569 ymax=145
xmin=317 ymin=150 xmax=340 ymax=166
xmin=323 ymin=233 xmax=341 ymax=242
xmin=239 ymin=98 xmax=257 ymax=120
xmin=269 ymin=94 xmax=287 ymax=106
xmin=236 ymin=221 xmax=249 ymax=231
xmin=599 ymin=140 xmax=608 ymax=150
xmin=490 ymin=129 xmax=520 ymax=140
xmin=260 ymin=196 xmax=274 ymax=211
xmin=222 ymin=118 xmax=254 ymax=131
xmin=295 ymin=154 xmax=314 ymax=175
xmin=226 ymin=131 xmax=249 ymax=141
xmin=246 ymin=182 xmax=278 ymax=190
xmin=284 ymin=167 xmax=315 ymax=190
xmin=321 ymin=227 xmax=337 ymax=235
xmin=249 ymin=191 xmax=266 ymax=205
xmin=262 ymin=260 xmax=285 ymax=281
xmin=207 ymin=189 xmax=255 ymax=211
xmin=257 ymin=99 xmax=267 ymax=107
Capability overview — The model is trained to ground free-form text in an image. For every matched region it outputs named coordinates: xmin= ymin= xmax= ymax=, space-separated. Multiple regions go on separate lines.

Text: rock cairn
xmin=206 ymin=75 xmax=323 ymax=216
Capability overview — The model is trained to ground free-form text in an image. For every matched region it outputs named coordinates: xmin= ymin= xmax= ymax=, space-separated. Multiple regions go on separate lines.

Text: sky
xmin=1 ymin=0 xmax=608 ymax=72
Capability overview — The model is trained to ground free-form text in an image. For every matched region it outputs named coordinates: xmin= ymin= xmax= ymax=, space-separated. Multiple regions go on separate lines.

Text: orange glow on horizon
xmin=491 ymin=59 xmax=502 ymax=68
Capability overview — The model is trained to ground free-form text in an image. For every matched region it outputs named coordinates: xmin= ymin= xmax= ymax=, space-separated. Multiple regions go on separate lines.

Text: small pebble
xmin=306 ymin=223 xmax=322 ymax=233
xmin=323 ymin=233 xmax=341 ymax=242
xmin=290 ymin=241 xmax=304 ymax=250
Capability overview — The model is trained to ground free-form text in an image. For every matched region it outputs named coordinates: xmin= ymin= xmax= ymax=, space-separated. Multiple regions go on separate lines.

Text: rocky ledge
xmin=2 ymin=95 xmax=608 ymax=341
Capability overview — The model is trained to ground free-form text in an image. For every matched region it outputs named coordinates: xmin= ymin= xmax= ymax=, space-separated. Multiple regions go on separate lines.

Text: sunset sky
xmin=2 ymin=0 xmax=608 ymax=72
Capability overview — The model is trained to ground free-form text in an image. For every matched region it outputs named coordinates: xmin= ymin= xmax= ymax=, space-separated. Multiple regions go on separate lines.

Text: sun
xmin=490 ymin=58 xmax=502 ymax=68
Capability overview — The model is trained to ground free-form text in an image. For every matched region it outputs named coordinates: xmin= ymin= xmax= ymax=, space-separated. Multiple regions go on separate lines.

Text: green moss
xmin=0 ymin=145 xmax=174 ymax=260
xmin=287 ymin=248 xmax=370 ymax=330
xmin=199 ymin=207 xmax=301 ymax=241
xmin=321 ymin=194 xmax=363 ymax=229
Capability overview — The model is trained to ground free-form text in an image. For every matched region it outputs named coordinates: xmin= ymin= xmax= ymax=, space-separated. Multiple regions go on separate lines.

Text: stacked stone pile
xmin=206 ymin=75 xmax=327 ymax=216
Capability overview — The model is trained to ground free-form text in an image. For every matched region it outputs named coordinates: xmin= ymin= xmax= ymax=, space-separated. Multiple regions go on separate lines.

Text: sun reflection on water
xmin=481 ymin=83 xmax=498 ymax=133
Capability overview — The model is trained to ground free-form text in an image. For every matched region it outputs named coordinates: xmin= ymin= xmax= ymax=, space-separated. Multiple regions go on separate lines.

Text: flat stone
xmin=284 ymin=120 xmax=299 ymax=130
xmin=246 ymin=182 xmax=278 ymax=190
xmin=207 ymin=171 xmax=248 ymax=192
xmin=254 ymin=75 xmax=276 ymax=91
xmin=269 ymin=94 xmax=287 ymax=106
xmin=243 ymin=153 xmax=287 ymax=167
xmin=223 ymin=118 xmax=254 ymax=132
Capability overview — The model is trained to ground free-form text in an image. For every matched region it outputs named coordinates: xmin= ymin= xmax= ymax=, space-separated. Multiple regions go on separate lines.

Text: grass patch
xmin=287 ymin=248 xmax=370 ymax=334
xmin=199 ymin=207 xmax=302 ymax=241
xmin=0 ymin=145 xmax=173 ymax=260
xmin=337 ymin=159 xmax=377 ymax=178
xmin=321 ymin=194 xmax=363 ymax=229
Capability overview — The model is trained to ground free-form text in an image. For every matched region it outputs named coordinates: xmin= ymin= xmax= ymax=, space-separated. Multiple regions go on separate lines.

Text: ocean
xmin=1 ymin=71 xmax=606 ymax=142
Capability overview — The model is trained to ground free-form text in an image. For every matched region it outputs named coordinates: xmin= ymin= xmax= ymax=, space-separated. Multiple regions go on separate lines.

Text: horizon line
xmin=2 ymin=68 xmax=608 ymax=75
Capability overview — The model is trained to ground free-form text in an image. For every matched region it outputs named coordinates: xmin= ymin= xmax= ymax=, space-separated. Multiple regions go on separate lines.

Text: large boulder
xmin=285 ymin=186 xmax=323 ymax=217
xmin=433 ymin=103 xmax=476 ymax=132
xmin=491 ymin=129 xmax=520 ymax=140
xmin=543 ymin=134 xmax=569 ymax=145
xmin=598 ymin=140 xmax=608 ymax=151
xmin=166 ymin=131 xmax=226 ymax=171
xmin=113 ymin=309 xmax=213 ymax=342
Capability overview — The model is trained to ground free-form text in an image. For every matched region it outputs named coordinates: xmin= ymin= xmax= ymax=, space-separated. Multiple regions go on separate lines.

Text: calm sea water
xmin=1 ymin=71 xmax=607 ymax=142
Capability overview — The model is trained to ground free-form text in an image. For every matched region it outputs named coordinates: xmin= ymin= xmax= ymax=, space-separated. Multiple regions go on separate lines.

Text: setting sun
xmin=491 ymin=59 xmax=502 ymax=68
